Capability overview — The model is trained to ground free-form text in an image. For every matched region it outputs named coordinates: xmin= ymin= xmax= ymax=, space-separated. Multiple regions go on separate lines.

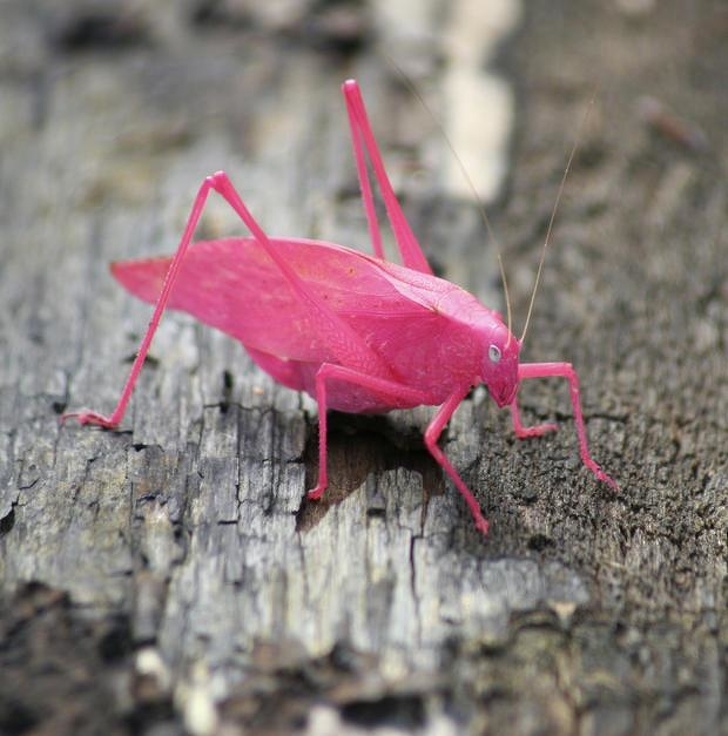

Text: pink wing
xmin=112 ymin=237 xmax=495 ymax=410
xmin=111 ymin=237 xmax=449 ymax=365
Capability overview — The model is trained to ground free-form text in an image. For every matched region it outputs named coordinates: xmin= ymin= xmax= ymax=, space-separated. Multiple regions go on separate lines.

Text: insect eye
xmin=488 ymin=344 xmax=501 ymax=363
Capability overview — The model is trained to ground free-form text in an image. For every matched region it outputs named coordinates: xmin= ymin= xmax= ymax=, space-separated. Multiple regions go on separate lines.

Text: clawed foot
xmin=514 ymin=421 xmax=558 ymax=439
xmin=60 ymin=410 xmax=119 ymax=430
xmin=591 ymin=464 xmax=619 ymax=492
xmin=306 ymin=485 xmax=326 ymax=502
xmin=472 ymin=513 xmax=489 ymax=537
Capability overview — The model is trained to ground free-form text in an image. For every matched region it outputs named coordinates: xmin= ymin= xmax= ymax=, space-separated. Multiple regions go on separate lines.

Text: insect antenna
xmin=385 ymin=57 xmax=514 ymax=339
xmin=520 ymin=93 xmax=597 ymax=345
xmin=497 ymin=252 xmax=513 ymax=346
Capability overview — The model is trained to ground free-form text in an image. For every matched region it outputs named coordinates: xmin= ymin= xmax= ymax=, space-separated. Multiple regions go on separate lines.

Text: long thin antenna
xmin=384 ymin=56 xmax=513 ymax=337
xmin=497 ymin=253 xmax=513 ymax=346
xmin=520 ymin=93 xmax=597 ymax=345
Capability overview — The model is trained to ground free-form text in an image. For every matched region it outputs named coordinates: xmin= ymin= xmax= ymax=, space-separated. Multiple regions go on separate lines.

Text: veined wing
xmin=111 ymin=237 xmax=455 ymax=369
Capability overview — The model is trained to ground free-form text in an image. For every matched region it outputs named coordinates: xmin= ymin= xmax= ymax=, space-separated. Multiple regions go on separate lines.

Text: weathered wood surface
xmin=1 ymin=0 xmax=726 ymax=734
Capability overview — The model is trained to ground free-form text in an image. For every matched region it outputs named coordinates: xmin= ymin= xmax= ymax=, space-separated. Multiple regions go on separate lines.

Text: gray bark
xmin=0 ymin=1 xmax=726 ymax=734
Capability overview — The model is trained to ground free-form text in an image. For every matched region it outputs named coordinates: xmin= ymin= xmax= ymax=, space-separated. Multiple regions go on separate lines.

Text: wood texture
xmin=0 ymin=1 xmax=726 ymax=734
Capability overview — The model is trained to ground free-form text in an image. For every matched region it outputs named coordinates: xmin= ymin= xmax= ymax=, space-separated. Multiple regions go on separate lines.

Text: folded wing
xmin=111 ymin=237 xmax=451 ymax=369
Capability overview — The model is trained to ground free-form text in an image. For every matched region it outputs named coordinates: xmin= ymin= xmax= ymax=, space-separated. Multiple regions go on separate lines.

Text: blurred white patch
xmin=442 ymin=0 xmax=522 ymax=202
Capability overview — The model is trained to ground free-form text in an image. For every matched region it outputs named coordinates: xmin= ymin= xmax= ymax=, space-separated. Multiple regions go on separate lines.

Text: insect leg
xmin=310 ymin=368 xmax=487 ymax=534
xmin=63 ymin=171 xmax=392 ymax=428
xmin=62 ymin=174 xmax=231 ymax=428
xmin=207 ymin=173 xmax=394 ymax=379
xmin=515 ymin=362 xmax=618 ymax=490
xmin=423 ymin=388 xmax=490 ymax=535
xmin=342 ymin=83 xmax=384 ymax=260
xmin=342 ymin=80 xmax=433 ymax=275
xmin=307 ymin=362 xmax=431 ymax=501
xmin=510 ymin=401 xmax=558 ymax=438
xmin=308 ymin=362 xmax=488 ymax=534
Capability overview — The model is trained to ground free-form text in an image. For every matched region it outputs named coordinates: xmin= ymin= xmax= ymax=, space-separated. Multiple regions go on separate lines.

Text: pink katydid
xmin=62 ymin=79 xmax=618 ymax=536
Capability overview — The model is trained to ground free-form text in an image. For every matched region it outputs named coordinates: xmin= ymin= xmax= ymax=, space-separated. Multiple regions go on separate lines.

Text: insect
xmin=62 ymin=79 xmax=618 ymax=535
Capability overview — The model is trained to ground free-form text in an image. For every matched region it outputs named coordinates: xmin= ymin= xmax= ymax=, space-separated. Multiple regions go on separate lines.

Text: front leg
xmin=510 ymin=401 xmax=558 ymax=439
xmin=424 ymin=388 xmax=490 ymax=535
xmin=514 ymin=362 xmax=618 ymax=490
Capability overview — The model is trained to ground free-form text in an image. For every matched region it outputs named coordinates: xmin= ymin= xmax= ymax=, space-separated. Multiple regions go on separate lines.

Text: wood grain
xmin=0 ymin=1 xmax=726 ymax=734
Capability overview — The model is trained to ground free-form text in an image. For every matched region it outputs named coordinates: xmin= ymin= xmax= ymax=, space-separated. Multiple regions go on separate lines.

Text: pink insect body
xmin=63 ymin=80 xmax=617 ymax=536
